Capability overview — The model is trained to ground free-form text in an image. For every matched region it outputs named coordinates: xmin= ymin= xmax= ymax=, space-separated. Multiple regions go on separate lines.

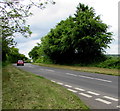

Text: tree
xmin=7 ymin=47 xmax=28 ymax=63
xmin=39 ymin=3 xmax=112 ymax=64
xmin=72 ymin=3 xmax=112 ymax=63
xmin=0 ymin=0 xmax=55 ymax=62
xmin=28 ymin=46 xmax=39 ymax=62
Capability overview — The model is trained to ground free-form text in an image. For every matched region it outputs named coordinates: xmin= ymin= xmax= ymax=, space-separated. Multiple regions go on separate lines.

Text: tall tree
xmin=40 ymin=3 xmax=112 ymax=64
xmin=28 ymin=46 xmax=39 ymax=62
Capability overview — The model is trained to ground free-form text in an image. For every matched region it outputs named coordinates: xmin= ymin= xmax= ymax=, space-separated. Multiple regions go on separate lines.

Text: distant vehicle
xmin=17 ymin=60 xmax=24 ymax=66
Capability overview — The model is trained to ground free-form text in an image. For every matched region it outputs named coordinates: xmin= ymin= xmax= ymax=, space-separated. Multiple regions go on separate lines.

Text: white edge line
xmin=67 ymin=89 xmax=77 ymax=93
xmin=116 ymin=105 xmax=120 ymax=108
xmin=79 ymin=93 xmax=92 ymax=98
xmin=103 ymin=96 xmax=118 ymax=101
xmin=57 ymin=82 xmax=63 ymax=85
xmin=95 ymin=98 xmax=111 ymax=105
xmin=75 ymin=87 xmax=85 ymax=91
xmin=51 ymin=80 xmax=55 ymax=82
xmin=65 ymin=85 xmax=72 ymax=88
xmin=87 ymin=91 xmax=100 ymax=96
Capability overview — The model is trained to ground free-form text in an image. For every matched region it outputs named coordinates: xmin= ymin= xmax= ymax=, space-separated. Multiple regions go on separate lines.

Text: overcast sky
xmin=14 ymin=0 xmax=119 ymax=58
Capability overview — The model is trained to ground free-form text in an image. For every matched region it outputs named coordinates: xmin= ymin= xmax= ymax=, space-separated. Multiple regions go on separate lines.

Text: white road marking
xmin=51 ymin=80 xmax=55 ymax=82
xmin=79 ymin=75 xmax=94 ymax=79
xmin=75 ymin=87 xmax=85 ymax=91
xmin=66 ymin=73 xmax=77 ymax=76
xmin=67 ymin=89 xmax=77 ymax=93
xmin=79 ymin=93 xmax=92 ymax=98
xmin=87 ymin=91 xmax=100 ymax=96
xmin=78 ymin=75 xmax=112 ymax=83
xmin=103 ymin=96 xmax=118 ymax=101
xmin=66 ymin=72 xmax=112 ymax=83
xmin=46 ymin=69 xmax=55 ymax=72
xmin=95 ymin=98 xmax=111 ymax=104
xmin=65 ymin=85 xmax=72 ymax=88
xmin=116 ymin=105 xmax=120 ymax=108
xmin=57 ymin=82 xmax=63 ymax=85
xmin=94 ymin=78 xmax=112 ymax=83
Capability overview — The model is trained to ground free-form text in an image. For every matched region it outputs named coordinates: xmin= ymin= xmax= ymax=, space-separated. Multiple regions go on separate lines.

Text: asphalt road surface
xmin=13 ymin=63 xmax=119 ymax=109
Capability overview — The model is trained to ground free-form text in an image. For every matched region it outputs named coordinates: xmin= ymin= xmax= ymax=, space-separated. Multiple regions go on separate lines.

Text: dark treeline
xmin=2 ymin=32 xmax=28 ymax=63
xmin=29 ymin=3 xmax=113 ymax=64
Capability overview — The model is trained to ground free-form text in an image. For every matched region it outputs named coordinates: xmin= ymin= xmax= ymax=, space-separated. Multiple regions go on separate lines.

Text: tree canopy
xmin=28 ymin=46 xmax=39 ymax=62
xmin=1 ymin=0 xmax=55 ymax=62
xmin=7 ymin=47 xmax=28 ymax=63
xmin=32 ymin=3 xmax=112 ymax=64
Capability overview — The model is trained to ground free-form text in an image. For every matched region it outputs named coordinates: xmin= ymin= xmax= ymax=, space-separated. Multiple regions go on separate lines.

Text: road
xmin=13 ymin=63 xmax=119 ymax=109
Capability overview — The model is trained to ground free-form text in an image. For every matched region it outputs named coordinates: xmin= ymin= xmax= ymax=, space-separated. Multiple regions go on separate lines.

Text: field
xmin=2 ymin=65 xmax=89 ymax=109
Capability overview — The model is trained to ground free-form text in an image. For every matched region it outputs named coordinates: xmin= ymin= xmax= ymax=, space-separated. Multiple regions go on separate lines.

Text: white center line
xmin=94 ymin=78 xmax=112 ymax=83
xmin=103 ymin=96 xmax=118 ymax=101
xmin=66 ymin=73 xmax=77 ymax=76
xmin=46 ymin=69 xmax=55 ymax=72
xmin=67 ymin=89 xmax=77 ymax=93
xmin=57 ymin=82 xmax=63 ymax=85
xmin=95 ymin=98 xmax=111 ymax=105
xmin=78 ymin=75 xmax=112 ymax=83
xmin=66 ymin=72 xmax=112 ymax=83
xmin=75 ymin=87 xmax=85 ymax=91
xmin=79 ymin=93 xmax=92 ymax=98
xmin=87 ymin=91 xmax=100 ymax=96
xmin=79 ymin=75 xmax=94 ymax=79
xmin=65 ymin=85 xmax=72 ymax=88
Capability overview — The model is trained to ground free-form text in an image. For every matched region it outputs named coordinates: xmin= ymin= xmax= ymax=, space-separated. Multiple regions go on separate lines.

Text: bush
xmin=96 ymin=57 xmax=120 ymax=69
xmin=35 ymin=56 xmax=53 ymax=64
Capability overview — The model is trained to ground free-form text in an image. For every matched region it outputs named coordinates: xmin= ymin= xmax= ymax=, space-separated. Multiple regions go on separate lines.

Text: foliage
xmin=7 ymin=47 xmax=28 ymax=63
xmin=35 ymin=56 xmax=53 ymax=64
xmin=34 ymin=3 xmax=112 ymax=64
xmin=95 ymin=56 xmax=120 ymax=69
xmin=1 ymin=0 xmax=55 ymax=62
xmin=25 ymin=59 xmax=31 ymax=63
xmin=28 ymin=46 xmax=39 ymax=62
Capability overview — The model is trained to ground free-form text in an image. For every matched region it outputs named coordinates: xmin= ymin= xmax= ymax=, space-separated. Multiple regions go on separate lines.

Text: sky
xmin=14 ymin=0 xmax=119 ymax=58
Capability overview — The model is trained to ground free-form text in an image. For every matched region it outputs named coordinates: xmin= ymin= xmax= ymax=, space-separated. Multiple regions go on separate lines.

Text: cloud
xmin=16 ymin=39 xmax=41 ymax=58
xmin=106 ymin=42 xmax=118 ymax=54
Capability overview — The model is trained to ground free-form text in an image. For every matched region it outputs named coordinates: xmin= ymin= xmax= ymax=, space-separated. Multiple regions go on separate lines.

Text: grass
xmin=2 ymin=64 xmax=89 ymax=109
xmin=33 ymin=63 xmax=119 ymax=76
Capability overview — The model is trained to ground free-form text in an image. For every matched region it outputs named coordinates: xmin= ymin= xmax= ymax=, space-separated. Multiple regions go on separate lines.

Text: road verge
xmin=33 ymin=63 xmax=119 ymax=76
xmin=2 ymin=64 xmax=89 ymax=109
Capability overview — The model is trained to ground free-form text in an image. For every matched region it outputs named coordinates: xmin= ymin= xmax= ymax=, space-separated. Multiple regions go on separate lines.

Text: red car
xmin=17 ymin=60 xmax=24 ymax=66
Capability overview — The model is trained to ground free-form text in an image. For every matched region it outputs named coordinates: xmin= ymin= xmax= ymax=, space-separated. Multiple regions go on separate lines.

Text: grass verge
xmin=2 ymin=64 xmax=89 ymax=109
xmin=33 ymin=63 xmax=119 ymax=76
